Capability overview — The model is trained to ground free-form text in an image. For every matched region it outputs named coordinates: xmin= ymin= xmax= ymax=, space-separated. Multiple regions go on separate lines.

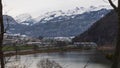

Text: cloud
xmin=2 ymin=0 xmax=115 ymax=17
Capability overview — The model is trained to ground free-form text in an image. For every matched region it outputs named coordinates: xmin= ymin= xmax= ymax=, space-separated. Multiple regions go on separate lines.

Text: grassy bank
xmin=4 ymin=46 xmax=84 ymax=57
xmin=3 ymin=45 xmax=33 ymax=51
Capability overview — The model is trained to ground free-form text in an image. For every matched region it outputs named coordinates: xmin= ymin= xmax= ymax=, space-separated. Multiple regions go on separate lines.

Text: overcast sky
xmin=2 ymin=0 xmax=117 ymax=18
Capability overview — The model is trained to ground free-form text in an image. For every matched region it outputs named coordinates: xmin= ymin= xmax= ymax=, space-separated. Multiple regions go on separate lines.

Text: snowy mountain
xmin=4 ymin=6 xmax=111 ymax=37
xmin=15 ymin=14 xmax=35 ymax=26
xmin=15 ymin=14 xmax=32 ymax=22
xmin=34 ymin=6 xmax=111 ymax=23
xmin=20 ymin=9 xmax=110 ymax=37
xmin=15 ymin=6 xmax=111 ymax=25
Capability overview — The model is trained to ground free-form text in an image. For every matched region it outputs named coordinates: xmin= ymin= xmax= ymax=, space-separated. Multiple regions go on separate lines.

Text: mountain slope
xmin=4 ymin=9 xmax=110 ymax=37
xmin=15 ymin=14 xmax=35 ymax=26
xmin=20 ymin=9 xmax=110 ymax=37
xmin=72 ymin=10 xmax=118 ymax=45
xmin=3 ymin=15 xmax=27 ymax=34
xmin=16 ymin=6 xmax=110 ymax=25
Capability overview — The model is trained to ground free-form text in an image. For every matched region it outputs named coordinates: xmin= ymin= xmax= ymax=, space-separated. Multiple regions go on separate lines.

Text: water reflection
xmin=8 ymin=50 xmax=112 ymax=68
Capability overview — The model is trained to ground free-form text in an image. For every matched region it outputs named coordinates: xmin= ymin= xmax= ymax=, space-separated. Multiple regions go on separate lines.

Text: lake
xmin=6 ymin=50 xmax=112 ymax=68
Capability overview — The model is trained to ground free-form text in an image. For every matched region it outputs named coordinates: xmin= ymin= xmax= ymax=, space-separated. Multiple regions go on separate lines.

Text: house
xmin=74 ymin=42 xmax=97 ymax=48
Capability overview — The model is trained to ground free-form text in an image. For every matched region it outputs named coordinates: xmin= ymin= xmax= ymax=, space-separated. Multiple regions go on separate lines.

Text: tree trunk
xmin=0 ymin=0 xmax=5 ymax=68
xmin=111 ymin=1 xmax=120 ymax=68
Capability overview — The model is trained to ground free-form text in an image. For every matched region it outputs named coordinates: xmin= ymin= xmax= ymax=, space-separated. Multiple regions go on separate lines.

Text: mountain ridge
xmin=72 ymin=10 xmax=118 ymax=45
xmin=3 ymin=9 xmax=110 ymax=37
xmin=15 ymin=6 xmax=111 ymax=25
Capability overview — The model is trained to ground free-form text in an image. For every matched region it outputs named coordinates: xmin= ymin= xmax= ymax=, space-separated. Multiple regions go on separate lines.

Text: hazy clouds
xmin=2 ymin=0 xmax=117 ymax=17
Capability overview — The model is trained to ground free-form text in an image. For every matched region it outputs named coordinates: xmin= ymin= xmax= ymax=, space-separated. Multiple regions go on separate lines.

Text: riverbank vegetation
xmin=4 ymin=44 xmax=95 ymax=57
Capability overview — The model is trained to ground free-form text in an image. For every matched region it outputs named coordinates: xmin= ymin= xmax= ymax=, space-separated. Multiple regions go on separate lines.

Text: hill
xmin=72 ymin=11 xmax=118 ymax=45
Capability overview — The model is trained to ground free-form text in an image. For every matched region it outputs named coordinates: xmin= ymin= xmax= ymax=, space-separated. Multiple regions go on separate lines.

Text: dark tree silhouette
xmin=107 ymin=0 xmax=120 ymax=68
xmin=0 ymin=0 xmax=5 ymax=68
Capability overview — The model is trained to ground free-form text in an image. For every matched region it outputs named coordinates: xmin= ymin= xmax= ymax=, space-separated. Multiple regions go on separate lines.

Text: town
xmin=3 ymin=33 xmax=97 ymax=53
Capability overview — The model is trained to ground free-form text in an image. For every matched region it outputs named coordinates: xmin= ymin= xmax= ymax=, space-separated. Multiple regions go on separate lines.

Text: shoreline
xmin=4 ymin=47 xmax=84 ymax=57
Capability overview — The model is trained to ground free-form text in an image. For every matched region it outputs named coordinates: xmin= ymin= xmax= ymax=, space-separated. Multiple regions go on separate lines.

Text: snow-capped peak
xmin=15 ymin=5 xmax=111 ymax=25
xmin=34 ymin=6 xmax=110 ymax=23
xmin=34 ymin=10 xmax=65 ymax=23
xmin=15 ymin=13 xmax=32 ymax=23
xmin=86 ymin=5 xmax=112 ymax=12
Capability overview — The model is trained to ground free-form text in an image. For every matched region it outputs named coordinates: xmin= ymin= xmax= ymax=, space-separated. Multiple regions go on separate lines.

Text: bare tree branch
xmin=4 ymin=56 xmax=12 ymax=64
xmin=108 ymin=0 xmax=118 ymax=12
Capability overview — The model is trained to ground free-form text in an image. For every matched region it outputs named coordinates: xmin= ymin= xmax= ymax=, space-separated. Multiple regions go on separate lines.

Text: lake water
xmin=7 ymin=50 xmax=112 ymax=68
